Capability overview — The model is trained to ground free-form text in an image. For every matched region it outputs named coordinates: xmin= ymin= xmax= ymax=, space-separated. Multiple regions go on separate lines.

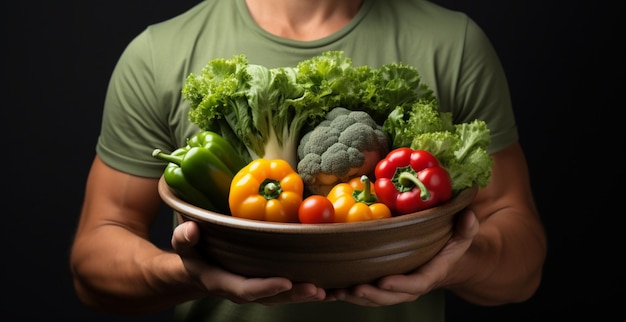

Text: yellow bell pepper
xmin=326 ymin=175 xmax=392 ymax=222
xmin=229 ymin=159 xmax=304 ymax=222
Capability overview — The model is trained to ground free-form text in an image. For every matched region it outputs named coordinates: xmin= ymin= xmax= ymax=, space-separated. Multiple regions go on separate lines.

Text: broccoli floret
xmin=297 ymin=107 xmax=389 ymax=196
xmin=320 ymin=143 xmax=364 ymax=177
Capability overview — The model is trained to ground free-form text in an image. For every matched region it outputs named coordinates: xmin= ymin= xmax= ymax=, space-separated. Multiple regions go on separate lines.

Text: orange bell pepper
xmin=229 ymin=159 xmax=304 ymax=222
xmin=326 ymin=175 xmax=391 ymax=223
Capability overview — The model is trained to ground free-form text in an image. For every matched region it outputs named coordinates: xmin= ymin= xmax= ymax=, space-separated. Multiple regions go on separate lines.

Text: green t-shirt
xmin=96 ymin=0 xmax=518 ymax=321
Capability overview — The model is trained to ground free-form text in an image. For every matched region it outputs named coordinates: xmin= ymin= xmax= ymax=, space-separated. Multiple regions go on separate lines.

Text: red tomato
xmin=298 ymin=195 xmax=335 ymax=224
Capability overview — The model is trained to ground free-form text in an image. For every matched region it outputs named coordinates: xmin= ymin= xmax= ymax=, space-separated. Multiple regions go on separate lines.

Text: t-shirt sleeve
xmin=454 ymin=17 xmax=519 ymax=154
xmin=96 ymin=29 xmax=176 ymax=178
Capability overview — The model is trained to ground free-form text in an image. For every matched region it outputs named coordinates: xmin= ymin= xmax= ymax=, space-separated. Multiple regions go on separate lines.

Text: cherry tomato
xmin=298 ymin=195 xmax=335 ymax=224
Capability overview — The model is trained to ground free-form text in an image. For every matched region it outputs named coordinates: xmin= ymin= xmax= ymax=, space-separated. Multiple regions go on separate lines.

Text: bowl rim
xmin=158 ymin=176 xmax=477 ymax=234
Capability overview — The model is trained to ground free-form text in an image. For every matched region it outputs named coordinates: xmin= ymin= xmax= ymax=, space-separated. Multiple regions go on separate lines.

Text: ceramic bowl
xmin=158 ymin=176 xmax=477 ymax=288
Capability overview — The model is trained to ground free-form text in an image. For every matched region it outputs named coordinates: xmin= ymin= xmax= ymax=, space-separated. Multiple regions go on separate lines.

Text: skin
xmin=70 ymin=0 xmax=547 ymax=314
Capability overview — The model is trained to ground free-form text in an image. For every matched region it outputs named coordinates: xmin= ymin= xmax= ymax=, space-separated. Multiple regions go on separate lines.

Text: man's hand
xmin=329 ymin=209 xmax=479 ymax=306
xmin=171 ymin=220 xmax=328 ymax=305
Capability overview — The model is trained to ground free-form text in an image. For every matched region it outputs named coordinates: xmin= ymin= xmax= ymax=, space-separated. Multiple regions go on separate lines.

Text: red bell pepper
xmin=374 ymin=147 xmax=452 ymax=215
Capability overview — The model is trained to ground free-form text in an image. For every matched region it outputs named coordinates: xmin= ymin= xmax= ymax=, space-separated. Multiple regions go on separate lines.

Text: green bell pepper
xmin=186 ymin=130 xmax=247 ymax=172
xmin=152 ymin=131 xmax=246 ymax=214
xmin=158 ymin=147 xmax=216 ymax=211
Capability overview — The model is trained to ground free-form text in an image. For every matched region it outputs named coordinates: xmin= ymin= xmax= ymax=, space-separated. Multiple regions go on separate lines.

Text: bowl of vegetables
xmin=158 ymin=175 xmax=477 ymax=288
xmin=156 ymin=51 xmax=492 ymax=288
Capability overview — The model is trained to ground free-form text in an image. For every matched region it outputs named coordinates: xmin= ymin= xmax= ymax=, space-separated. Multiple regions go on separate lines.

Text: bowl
xmin=158 ymin=176 xmax=477 ymax=288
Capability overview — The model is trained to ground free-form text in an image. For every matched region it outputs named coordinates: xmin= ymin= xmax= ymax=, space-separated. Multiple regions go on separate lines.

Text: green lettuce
xmin=384 ymin=102 xmax=493 ymax=194
xmin=182 ymin=51 xmax=432 ymax=169
xmin=182 ymin=50 xmax=492 ymax=193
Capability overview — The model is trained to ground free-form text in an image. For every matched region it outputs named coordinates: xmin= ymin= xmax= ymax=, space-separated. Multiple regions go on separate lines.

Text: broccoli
xmin=297 ymin=107 xmax=390 ymax=196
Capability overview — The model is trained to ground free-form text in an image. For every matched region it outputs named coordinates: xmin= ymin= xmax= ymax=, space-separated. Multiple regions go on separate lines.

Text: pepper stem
xmin=260 ymin=179 xmax=282 ymax=200
xmin=398 ymin=171 xmax=431 ymax=201
xmin=354 ymin=175 xmax=378 ymax=205
xmin=152 ymin=149 xmax=184 ymax=165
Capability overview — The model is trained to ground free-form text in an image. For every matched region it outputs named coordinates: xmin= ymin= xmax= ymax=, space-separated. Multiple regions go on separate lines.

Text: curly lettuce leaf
xmin=383 ymin=100 xmax=493 ymax=194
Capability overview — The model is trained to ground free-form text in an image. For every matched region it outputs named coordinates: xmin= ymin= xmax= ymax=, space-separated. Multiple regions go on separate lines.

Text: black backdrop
xmin=3 ymin=0 xmax=623 ymax=320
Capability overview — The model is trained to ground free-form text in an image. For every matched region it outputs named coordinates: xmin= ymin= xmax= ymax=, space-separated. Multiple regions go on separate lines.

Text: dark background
xmin=3 ymin=0 xmax=623 ymax=320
